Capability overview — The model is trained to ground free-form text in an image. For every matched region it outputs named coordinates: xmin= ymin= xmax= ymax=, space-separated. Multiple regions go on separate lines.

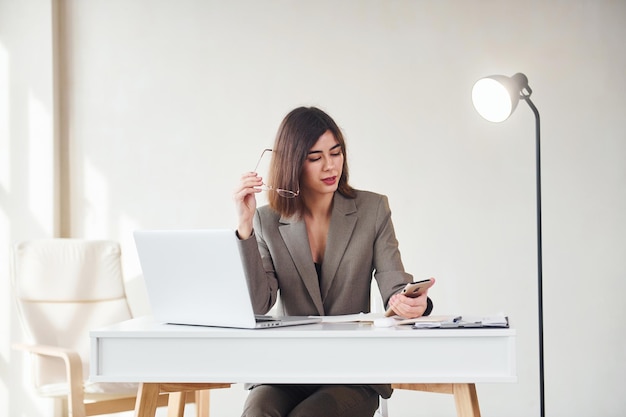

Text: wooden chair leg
xmin=195 ymin=390 xmax=211 ymax=417
xmin=452 ymin=383 xmax=481 ymax=417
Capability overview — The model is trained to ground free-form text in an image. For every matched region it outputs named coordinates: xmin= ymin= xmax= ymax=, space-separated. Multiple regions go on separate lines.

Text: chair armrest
xmin=13 ymin=343 xmax=84 ymax=379
xmin=13 ymin=343 xmax=87 ymax=417
xmin=14 ymin=343 xmax=81 ymax=363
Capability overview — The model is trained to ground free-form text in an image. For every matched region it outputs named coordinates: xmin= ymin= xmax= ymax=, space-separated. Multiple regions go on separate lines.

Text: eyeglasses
xmin=253 ymin=148 xmax=300 ymax=198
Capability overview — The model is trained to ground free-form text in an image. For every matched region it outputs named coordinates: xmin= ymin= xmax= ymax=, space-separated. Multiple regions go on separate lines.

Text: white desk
xmin=90 ymin=316 xmax=516 ymax=416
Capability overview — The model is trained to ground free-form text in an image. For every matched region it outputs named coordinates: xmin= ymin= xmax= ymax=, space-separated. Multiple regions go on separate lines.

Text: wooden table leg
xmin=195 ymin=390 xmax=210 ymax=417
xmin=453 ymin=383 xmax=481 ymax=417
xmin=167 ymin=391 xmax=186 ymax=417
xmin=135 ymin=383 xmax=161 ymax=417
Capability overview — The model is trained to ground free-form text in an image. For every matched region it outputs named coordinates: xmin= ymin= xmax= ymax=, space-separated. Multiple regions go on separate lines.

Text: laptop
xmin=133 ymin=228 xmax=322 ymax=329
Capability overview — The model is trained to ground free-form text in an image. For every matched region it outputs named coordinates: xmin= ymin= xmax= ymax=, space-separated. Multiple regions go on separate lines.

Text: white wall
xmin=1 ymin=0 xmax=58 ymax=416
xmin=2 ymin=1 xmax=625 ymax=416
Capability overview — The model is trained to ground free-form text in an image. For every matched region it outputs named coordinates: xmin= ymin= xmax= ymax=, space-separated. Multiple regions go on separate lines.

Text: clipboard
xmin=413 ymin=314 xmax=509 ymax=329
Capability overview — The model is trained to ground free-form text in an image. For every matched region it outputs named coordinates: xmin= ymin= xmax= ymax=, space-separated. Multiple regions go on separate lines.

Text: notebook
xmin=133 ymin=229 xmax=321 ymax=329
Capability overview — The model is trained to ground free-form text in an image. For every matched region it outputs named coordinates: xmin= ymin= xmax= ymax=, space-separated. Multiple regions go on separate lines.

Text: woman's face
xmin=300 ymin=130 xmax=344 ymax=197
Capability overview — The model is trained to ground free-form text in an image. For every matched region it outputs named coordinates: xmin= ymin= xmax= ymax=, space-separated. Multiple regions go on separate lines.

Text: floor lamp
xmin=471 ymin=73 xmax=545 ymax=417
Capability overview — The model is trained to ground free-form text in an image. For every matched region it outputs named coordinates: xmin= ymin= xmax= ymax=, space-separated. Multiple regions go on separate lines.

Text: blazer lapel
xmin=279 ymin=217 xmax=325 ymax=315
xmin=320 ymin=195 xmax=357 ymax=301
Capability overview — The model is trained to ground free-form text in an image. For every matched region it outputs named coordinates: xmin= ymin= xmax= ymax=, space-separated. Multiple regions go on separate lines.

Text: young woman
xmin=233 ymin=106 xmax=434 ymax=417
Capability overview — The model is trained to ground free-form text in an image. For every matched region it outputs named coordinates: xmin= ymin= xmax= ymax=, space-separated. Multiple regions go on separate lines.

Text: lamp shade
xmin=472 ymin=73 xmax=529 ymax=122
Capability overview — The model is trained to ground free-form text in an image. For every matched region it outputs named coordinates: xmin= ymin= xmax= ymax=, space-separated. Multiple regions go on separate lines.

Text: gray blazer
xmin=237 ymin=190 xmax=415 ymax=399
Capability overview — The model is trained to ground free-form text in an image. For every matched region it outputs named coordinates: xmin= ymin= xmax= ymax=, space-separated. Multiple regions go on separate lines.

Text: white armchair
xmin=11 ymin=239 xmax=229 ymax=417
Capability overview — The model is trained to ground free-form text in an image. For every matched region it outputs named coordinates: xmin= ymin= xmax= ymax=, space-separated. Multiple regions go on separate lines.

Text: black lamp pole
xmin=522 ymin=93 xmax=545 ymax=417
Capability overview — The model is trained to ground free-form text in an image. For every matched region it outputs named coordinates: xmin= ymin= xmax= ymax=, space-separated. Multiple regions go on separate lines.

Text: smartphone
xmin=384 ymin=279 xmax=433 ymax=317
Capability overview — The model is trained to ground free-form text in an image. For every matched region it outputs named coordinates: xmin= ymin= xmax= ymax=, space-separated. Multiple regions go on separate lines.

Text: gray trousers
xmin=241 ymin=384 xmax=380 ymax=417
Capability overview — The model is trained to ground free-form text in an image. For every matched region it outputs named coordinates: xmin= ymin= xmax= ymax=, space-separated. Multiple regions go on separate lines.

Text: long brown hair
xmin=268 ymin=106 xmax=356 ymax=218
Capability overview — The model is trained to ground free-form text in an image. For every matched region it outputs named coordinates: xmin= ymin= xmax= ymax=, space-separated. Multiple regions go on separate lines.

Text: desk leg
xmin=196 ymin=390 xmax=210 ymax=417
xmin=453 ymin=383 xmax=481 ymax=417
xmin=135 ymin=383 xmax=160 ymax=417
xmin=167 ymin=391 xmax=186 ymax=417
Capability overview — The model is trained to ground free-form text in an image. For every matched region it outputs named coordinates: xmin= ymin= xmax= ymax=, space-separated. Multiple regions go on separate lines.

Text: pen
xmin=452 ymin=316 xmax=462 ymax=323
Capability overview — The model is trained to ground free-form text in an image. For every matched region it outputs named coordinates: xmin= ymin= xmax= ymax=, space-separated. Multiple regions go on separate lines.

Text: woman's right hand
xmin=233 ymin=171 xmax=263 ymax=239
xmin=387 ymin=277 xmax=436 ymax=319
